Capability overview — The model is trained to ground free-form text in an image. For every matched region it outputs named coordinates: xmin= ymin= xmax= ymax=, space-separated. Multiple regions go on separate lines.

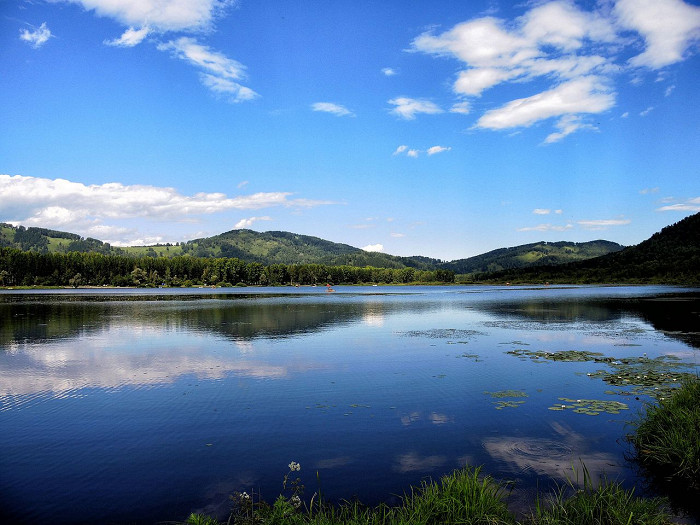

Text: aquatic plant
xmin=485 ymin=390 xmax=528 ymax=410
xmin=547 ymin=397 xmax=628 ymax=416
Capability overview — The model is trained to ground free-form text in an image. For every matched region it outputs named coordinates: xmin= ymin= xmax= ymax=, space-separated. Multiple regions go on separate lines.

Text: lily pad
xmin=549 ymin=397 xmax=629 ymax=415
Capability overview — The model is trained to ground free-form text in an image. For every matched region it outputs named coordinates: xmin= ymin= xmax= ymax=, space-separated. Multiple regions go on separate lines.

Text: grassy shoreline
xmin=183 ymin=378 xmax=700 ymax=525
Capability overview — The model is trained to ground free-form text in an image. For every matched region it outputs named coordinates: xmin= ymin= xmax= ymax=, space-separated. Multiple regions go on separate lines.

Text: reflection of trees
xmin=477 ymin=292 xmax=700 ymax=349
xmin=0 ymin=293 xmax=438 ymax=347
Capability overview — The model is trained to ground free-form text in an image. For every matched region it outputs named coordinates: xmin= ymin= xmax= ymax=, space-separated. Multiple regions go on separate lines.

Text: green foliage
xmin=446 ymin=240 xmax=623 ymax=275
xmin=185 ymin=465 xmax=675 ymax=525
xmin=475 ymin=212 xmax=700 ymax=285
xmin=529 ymin=478 xmax=672 ymax=525
xmin=0 ymin=248 xmax=454 ymax=287
xmin=629 ymin=377 xmax=700 ymax=493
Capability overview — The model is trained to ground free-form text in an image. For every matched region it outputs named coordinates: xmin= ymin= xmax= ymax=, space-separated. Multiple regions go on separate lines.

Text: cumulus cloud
xmin=517 ymin=223 xmax=574 ymax=232
xmin=544 ymin=115 xmax=598 ymax=144
xmin=450 ymin=101 xmax=471 ymax=114
xmin=382 ymin=67 xmax=397 ymax=76
xmin=362 ymin=243 xmax=384 ymax=252
xmin=388 ymin=97 xmax=443 ymax=120
xmin=105 ymin=26 xmax=151 ymax=47
xmin=476 ymin=76 xmax=614 ymax=130
xmin=533 ymin=208 xmax=551 ymax=215
xmin=311 ymin=102 xmax=354 ymax=117
xmin=56 ymin=0 xmax=233 ymax=34
xmin=234 ymin=216 xmax=272 ymax=229
xmin=393 ymin=145 xmax=408 ymax=156
xmin=656 ymin=197 xmax=700 ymax=212
xmin=577 ymin=218 xmax=631 ymax=229
xmin=0 ymin=174 xmax=333 ymax=243
xmin=411 ymin=0 xmax=700 ymax=141
xmin=158 ymin=37 xmax=258 ymax=102
xmin=19 ymin=22 xmax=52 ymax=48
xmin=407 ymin=149 xmax=420 ymax=158
xmin=426 ymin=145 xmax=451 ymax=155
xmin=615 ymin=0 xmax=700 ymax=69
xmin=391 ymin=232 xmax=405 ymax=238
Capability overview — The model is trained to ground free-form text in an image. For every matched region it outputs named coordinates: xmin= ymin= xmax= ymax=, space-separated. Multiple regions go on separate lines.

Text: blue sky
xmin=1 ymin=0 xmax=699 ymax=260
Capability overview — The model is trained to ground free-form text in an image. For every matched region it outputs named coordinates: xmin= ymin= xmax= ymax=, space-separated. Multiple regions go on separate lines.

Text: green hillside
xmin=476 ymin=213 xmax=700 ymax=285
xmin=443 ymin=240 xmax=624 ymax=275
xmin=1 ymin=222 xmax=630 ymax=276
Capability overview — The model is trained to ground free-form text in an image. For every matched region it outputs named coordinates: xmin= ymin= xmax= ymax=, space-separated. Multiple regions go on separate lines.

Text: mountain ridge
xmin=0 ymin=222 xmax=623 ymax=273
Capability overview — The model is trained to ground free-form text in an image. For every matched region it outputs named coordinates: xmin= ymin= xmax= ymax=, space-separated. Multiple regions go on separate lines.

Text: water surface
xmin=1 ymin=285 xmax=698 ymax=523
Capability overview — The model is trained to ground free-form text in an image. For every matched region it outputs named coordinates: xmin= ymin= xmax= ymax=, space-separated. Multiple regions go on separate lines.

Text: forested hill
xmin=2 ymin=221 xmax=624 ymax=274
xmin=442 ymin=240 xmax=624 ymax=275
xmin=180 ymin=229 xmax=441 ymax=269
xmin=476 ymin=213 xmax=700 ymax=284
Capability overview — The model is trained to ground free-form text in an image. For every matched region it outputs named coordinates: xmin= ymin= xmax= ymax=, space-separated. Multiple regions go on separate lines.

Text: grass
xmin=185 ymin=465 xmax=677 ymax=525
xmin=628 ymin=376 xmax=700 ymax=508
xmin=529 ymin=465 xmax=672 ymax=525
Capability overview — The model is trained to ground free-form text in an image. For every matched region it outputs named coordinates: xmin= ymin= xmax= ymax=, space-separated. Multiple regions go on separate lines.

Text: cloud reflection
xmin=482 ymin=421 xmax=624 ymax=486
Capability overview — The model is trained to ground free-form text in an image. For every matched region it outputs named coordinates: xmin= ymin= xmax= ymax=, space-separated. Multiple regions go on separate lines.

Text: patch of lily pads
xmin=401 ymin=328 xmax=485 ymax=339
xmin=505 ymin=347 xmax=696 ymax=400
xmin=585 ymin=355 xmax=696 ymax=399
xmin=548 ymin=397 xmax=629 ymax=416
xmin=506 ymin=349 xmax=605 ymax=362
xmin=484 ymin=390 xmax=528 ymax=410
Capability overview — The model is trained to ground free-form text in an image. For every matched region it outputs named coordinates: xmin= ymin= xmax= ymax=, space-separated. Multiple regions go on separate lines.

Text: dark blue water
xmin=1 ymin=285 xmax=698 ymax=523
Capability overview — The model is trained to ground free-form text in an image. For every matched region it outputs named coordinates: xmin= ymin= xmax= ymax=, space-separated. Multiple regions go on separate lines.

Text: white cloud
xmin=621 ymin=111 xmax=629 ymax=118
xmin=639 ymin=187 xmax=659 ymax=194
xmin=237 ymin=180 xmax=249 ymax=189
xmin=311 ymin=102 xmax=354 ymax=117
xmin=234 ymin=216 xmax=272 ymax=229
xmin=615 ymin=0 xmax=700 ymax=69
xmin=56 ymin=0 xmax=233 ymax=34
xmin=393 ymin=145 xmax=408 ymax=156
xmin=105 ymin=26 xmax=150 ymax=47
xmin=656 ymin=197 xmax=700 ymax=212
xmin=533 ymin=208 xmax=551 ymax=215
xmin=388 ymin=97 xmax=443 ymax=120
xmin=158 ymin=37 xmax=258 ymax=102
xmin=577 ymin=218 xmax=631 ymax=229
xmin=450 ymin=101 xmax=471 ymax=114
xmin=426 ymin=145 xmax=451 ymax=155
xmin=411 ymin=0 xmax=699 ymax=141
xmin=555 ymin=209 xmax=563 ymax=214
xmin=639 ymin=106 xmax=654 ymax=116
xmin=19 ymin=22 xmax=52 ymax=48
xmin=544 ymin=115 xmax=598 ymax=144
xmin=476 ymin=76 xmax=614 ymax=130
xmin=391 ymin=233 xmax=405 ymax=238
xmin=517 ymin=223 xmax=574 ymax=232
xmin=362 ymin=243 xmax=384 ymax=252
xmin=665 ymin=84 xmax=676 ymax=97
xmin=382 ymin=67 xmax=397 ymax=76
xmin=0 ymin=174 xmax=333 ymax=243
xmin=407 ymin=149 xmax=420 ymax=158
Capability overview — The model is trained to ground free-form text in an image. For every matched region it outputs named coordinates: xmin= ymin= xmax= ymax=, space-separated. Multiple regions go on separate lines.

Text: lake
xmin=1 ymin=285 xmax=698 ymax=524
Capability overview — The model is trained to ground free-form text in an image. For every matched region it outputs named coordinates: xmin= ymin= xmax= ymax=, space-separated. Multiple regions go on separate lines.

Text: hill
xmin=476 ymin=213 xmax=700 ymax=284
xmin=1 ymin=222 xmax=625 ymax=275
xmin=443 ymin=240 xmax=624 ymax=275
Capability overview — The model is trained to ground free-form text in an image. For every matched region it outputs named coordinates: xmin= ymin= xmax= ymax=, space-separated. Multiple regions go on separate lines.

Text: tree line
xmin=0 ymin=248 xmax=455 ymax=287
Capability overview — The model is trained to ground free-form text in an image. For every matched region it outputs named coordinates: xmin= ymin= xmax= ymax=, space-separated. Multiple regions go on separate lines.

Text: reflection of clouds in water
xmin=400 ymin=411 xmax=453 ymax=426
xmin=0 ymin=332 xmax=318 ymax=400
xmin=393 ymin=452 xmax=447 ymax=473
xmin=362 ymin=311 xmax=385 ymax=327
xmin=482 ymin=421 xmax=623 ymax=486
xmin=429 ymin=412 xmax=453 ymax=425
xmin=234 ymin=340 xmax=255 ymax=353
xmin=315 ymin=456 xmax=354 ymax=469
